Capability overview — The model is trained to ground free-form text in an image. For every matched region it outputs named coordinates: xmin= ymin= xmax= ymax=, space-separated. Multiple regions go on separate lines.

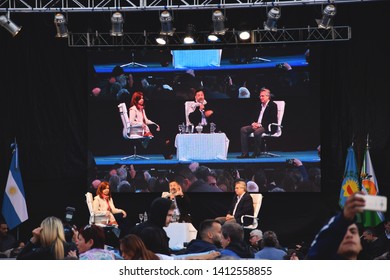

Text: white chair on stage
xmin=118 ymin=102 xmax=152 ymax=160
xmin=250 ymin=100 xmax=286 ymax=157
xmin=240 ymin=193 xmax=263 ymax=230
xmin=85 ymin=192 xmax=109 ymax=226
xmin=184 ymin=101 xmax=195 ymax=126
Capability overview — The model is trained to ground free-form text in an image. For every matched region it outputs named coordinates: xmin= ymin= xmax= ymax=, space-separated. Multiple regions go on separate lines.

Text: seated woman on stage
xmin=129 ymin=91 xmax=160 ymax=137
xmin=93 ymin=181 xmax=127 ymax=226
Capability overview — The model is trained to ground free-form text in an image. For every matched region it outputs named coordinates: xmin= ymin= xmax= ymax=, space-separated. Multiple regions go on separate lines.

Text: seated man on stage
xmin=237 ymin=87 xmax=278 ymax=158
xmin=216 ymin=179 xmax=254 ymax=226
xmin=162 ymin=180 xmax=192 ymax=223
xmin=187 ymin=89 xmax=214 ymax=133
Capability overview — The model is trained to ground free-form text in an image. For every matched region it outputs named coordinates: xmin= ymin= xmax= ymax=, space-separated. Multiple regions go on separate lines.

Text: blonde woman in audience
xmin=17 ymin=216 xmax=71 ymax=260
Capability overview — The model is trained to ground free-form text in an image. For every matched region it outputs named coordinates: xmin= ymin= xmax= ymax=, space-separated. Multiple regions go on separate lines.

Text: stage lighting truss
xmin=264 ymin=7 xmax=281 ymax=32
xmin=183 ymin=24 xmax=196 ymax=44
xmin=54 ymin=13 xmax=68 ymax=38
xmin=316 ymin=4 xmax=337 ymax=29
xmin=160 ymin=10 xmax=175 ymax=36
xmin=0 ymin=1 xmax=378 ymax=12
xmin=110 ymin=12 xmax=124 ymax=36
xmin=68 ymin=26 xmax=351 ymax=47
xmin=212 ymin=10 xmax=228 ymax=35
xmin=0 ymin=14 xmax=21 ymax=36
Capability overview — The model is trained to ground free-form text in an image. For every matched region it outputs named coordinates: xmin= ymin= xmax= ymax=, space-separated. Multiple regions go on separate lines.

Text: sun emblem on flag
xmin=8 ymin=186 xmax=17 ymax=196
xmin=341 ymin=179 xmax=359 ymax=197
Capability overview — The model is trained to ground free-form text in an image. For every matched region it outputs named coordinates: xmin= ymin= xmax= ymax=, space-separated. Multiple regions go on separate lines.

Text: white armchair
xmin=85 ymin=192 xmax=109 ymax=226
xmin=240 ymin=193 xmax=263 ymax=230
xmin=118 ymin=102 xmax=151 ymax=160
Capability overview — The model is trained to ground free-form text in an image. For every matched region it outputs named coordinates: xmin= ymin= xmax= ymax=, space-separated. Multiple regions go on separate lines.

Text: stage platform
xmin=95 ymin=150 xmax=320 ymax=170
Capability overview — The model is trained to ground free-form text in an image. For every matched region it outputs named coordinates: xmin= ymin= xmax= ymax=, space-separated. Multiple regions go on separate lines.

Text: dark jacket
xmin=221 ymin=242 xmax=254 ymax=258
xmin=229 ymin=192 xmax=254 ymax=226
xmin=187 ymin=179 xmax=222 ymax=192
xmin=306 ymin=212 xmax=355 ymax=260
xmin=129 ymin=197 xmax=172 ymax=255
xmin=253 ymin=100 xmax=278 ymax=134
xmin=188 ymin=104 xmax=215 ymax=127
xmin=184 ymin=239 xmax=220 ymax=254
xmin=16 ymin=241 xmax=72 ymax=260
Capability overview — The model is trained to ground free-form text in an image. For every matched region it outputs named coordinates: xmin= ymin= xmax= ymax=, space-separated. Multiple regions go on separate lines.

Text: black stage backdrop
xmin=1 ymin=2 xmax=389 ymax=246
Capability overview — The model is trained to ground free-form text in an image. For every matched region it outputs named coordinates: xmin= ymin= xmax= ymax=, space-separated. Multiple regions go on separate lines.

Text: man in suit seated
xmin=187 ymin=89 xmax=214 ymax=133
xmin=237 ymin=87 xmax=278 ymax=158
xmin=216 ymin=179 xmax=254 ymax=226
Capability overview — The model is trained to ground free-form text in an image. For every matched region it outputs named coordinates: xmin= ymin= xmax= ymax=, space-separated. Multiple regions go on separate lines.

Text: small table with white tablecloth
xmin=175 ymin=133 xmax=230 ymax=161
xmin=164 ymin=222 xmax=198 ymax=250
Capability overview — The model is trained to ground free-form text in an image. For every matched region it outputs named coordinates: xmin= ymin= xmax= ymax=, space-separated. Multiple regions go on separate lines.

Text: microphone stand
xmin=121 ymin=52 xmax=147 ymax=68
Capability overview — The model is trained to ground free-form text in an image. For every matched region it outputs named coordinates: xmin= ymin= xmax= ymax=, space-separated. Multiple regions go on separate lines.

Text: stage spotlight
xmin=238 ymin=31 xmax=251 ymax=41
xmin=183 ymin=24 xmax=196 ymax=44
xmin=0 ymin=14 xmax=21 ymax=37
xmin=207 ymin=34 xmax=220 ymax=42
xmin=160 ymin=10 xmax=175 ymax=36
xmin=156 ymin=36 xmax=168 ymax=45
xmin=317 ymin=4 xmax=336 ymax=29
xmin=264 ymin=7 xmax=281 ymax=32
xmin=212 ymin=10 xmax=228 ymax=35
xmin=54 ymin=13 xmax=68 ymax=38
xmin=110 ymin=12 xmax=124 ymax=36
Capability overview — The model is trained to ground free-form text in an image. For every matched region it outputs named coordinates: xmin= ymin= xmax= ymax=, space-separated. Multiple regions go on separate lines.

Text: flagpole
xmin=14 ymin=138 xmax=18 ymax=169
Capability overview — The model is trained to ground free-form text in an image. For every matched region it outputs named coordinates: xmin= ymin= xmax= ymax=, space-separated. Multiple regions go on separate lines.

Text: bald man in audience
xmin=184 ymin=219 xmax=222 ymax=254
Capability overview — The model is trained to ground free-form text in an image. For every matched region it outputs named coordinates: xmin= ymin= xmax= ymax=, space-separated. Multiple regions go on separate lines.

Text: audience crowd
xmin=1 ymin=189 xmax=389 ymax=260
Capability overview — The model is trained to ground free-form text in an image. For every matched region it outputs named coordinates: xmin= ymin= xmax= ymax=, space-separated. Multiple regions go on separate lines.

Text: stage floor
xmin=95 ymin=150 xmax=320 ymax=168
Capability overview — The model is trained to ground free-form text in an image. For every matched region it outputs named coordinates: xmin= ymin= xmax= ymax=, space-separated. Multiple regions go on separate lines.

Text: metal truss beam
xmin=0 ymin=0 xmax=382 ymax=13
xmin=67 ymin=25 xmax=350 ymax=47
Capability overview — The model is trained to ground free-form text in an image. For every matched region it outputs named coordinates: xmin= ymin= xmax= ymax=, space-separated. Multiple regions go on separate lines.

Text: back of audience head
xmin=252 ymin=169 xmax=268 ymax=192
xmin=249 ymin=229 xmax=263 ymax=245
xmin=40 ymin=216 xmax=67 ymax=259
xmin=173 ymin=166 xmax=196 ymax=191
xmin=109 ymin=174 xmax=120 ymax=192
xmin=119 ymin=234 xmax=159 ymax=260
xmin=221 ymin=222 xmax=244 ymax=245
xmin=117 ymin=180 xmax=134 ymax=192
xmin=215 ymin=169 xmax=234 ymax=192
xmin=116 ymin=167 xmax=128 ymax=181
xmin=261 ymin=230 xmax=280 ymax=248
xmin=246 ymin=181 xmax=259 ymax=192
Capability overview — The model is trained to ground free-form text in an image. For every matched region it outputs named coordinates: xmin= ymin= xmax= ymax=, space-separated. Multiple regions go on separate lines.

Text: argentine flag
xmin=2 ymin=145 xmax=28 ymax=230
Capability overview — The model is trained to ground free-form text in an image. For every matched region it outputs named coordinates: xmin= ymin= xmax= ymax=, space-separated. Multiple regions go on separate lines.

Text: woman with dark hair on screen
xmin=93 ymin=181 xmax=127 ymax=226
xmin=129 ymin=91 xmax=160 ymax=137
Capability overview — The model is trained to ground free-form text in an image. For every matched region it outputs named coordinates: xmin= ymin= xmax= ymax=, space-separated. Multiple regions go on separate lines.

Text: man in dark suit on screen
xmin=237 ymin=87 xmax=278 ymax=158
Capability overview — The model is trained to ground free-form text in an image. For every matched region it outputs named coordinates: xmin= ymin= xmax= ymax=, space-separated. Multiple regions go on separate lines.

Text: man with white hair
xmin=248 ymin=229 xmax=263 ymax=254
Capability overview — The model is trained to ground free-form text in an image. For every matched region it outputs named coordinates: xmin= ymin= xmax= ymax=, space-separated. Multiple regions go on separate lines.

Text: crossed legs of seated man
xmin=238 ymin=125 xmax=265 ymax=158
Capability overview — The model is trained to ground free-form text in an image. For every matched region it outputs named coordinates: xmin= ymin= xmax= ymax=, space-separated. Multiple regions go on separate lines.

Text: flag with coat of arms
xmin=359 ymin=144 xmax=385 ymax=227
xmin=2 ymin=142 xmax=28 ymax=230
xmin=339 ymin=145 xmax=360 ymax=208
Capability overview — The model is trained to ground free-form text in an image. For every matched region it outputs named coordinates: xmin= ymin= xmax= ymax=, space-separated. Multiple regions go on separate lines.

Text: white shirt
xmin=257 ymin=101 xmax=270 ymax=124
xmin=232 ymin=194 xmax=244 ymax=216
